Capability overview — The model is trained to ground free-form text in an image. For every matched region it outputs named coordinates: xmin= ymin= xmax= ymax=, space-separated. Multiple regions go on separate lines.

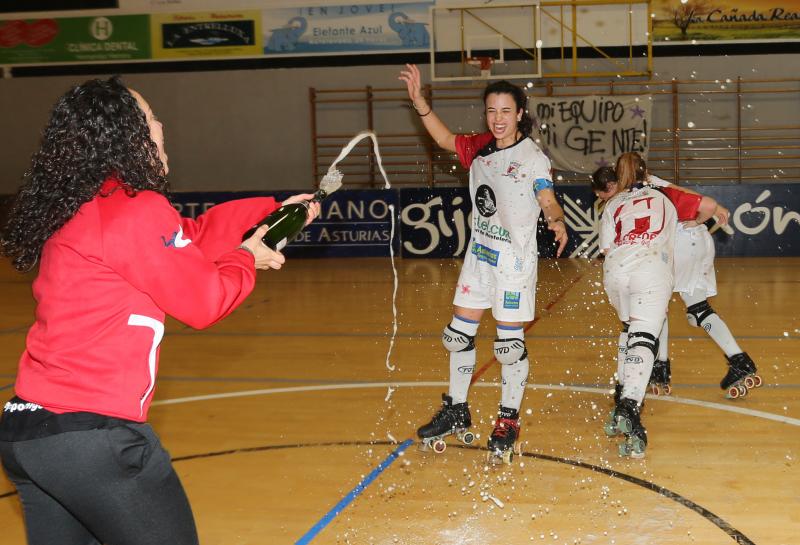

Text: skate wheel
xmin=744 ymin=376 xmax=756 ymax=389
xmin=631 ymin=437 xmax=646 ymax=458
xmin=662 ymin=384 xmax=672 ymax=396
xmin=649 ymin=384 xmax=659 ymax=395
xmin=459 ymin=431 xmax=475 ymax=445
xmin=738 ymin=385 xmax=748 ymax=397
xmin=726 ymin=385 xmax=740 ymax=399
xmin=432 ymin=439 xmax=447 ymax=454
xmin=603 ymin=421 xmax=619 ymax=437
xmin=752 ymin=375 xmax=763 ymax=388
xmin=616 ymin=416 xmax=633 ymax=434
xmin=618 ymin=441 xmax=632 ymax=457
xmin=502 ymin=449 xmax=514 ymax=465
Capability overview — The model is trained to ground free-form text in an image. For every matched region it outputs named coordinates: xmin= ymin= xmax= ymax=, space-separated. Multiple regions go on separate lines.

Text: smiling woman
xmin=398 ymin=62 xmax=569 ymax=463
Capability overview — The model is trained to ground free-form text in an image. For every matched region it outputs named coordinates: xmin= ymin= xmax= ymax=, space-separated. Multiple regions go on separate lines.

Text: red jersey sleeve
xmin=658 ymin=186 xmax=702 ymax=222
xmin=100 ymin=191 xmax=257 ymax=329
xmin=455 ymin=132 xmax=494 ymax=169
xmin=180 ymin=197 xmax=280 ymax=261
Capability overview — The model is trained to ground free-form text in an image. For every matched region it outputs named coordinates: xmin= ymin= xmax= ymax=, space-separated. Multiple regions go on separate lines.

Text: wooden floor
xmin=0 ymin=257 xmax=798 ymax=545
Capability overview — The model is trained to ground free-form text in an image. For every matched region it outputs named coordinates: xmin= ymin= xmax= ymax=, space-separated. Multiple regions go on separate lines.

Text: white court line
xmin=152 ymin=381 xmax=800 ymax=427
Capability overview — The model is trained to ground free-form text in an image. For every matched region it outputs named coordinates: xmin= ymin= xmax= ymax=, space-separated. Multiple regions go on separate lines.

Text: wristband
xmin=238 ymin=244 xmax=255 ymax=257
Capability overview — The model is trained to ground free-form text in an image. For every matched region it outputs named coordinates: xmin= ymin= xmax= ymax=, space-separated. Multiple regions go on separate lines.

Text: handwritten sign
xmin=529 ymin=95 xmax=652 ymax=174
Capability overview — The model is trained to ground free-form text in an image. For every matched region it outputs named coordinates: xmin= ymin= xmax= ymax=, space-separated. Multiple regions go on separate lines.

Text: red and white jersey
xmin=455 ymin=132 xmax=553 ymax=283
xmin=14 ymin=178 xmax=280 ymax=422
xmin=600 ymin=178 xmax=703 ymax=267
xmin=600 ymin=186 xmax=678 ymax=270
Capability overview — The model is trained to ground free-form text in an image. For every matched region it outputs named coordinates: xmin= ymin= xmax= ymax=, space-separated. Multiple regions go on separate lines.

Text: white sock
xmin=621 ymin=344 xmax=655 ymax=405
xmin=658 ymin=317 xmax=669 ymax=361
xmin=447 ymin=316 xmax=479 ymax=404
xmin=498 ymin=326 xmax=528 ymax=411
xmin=682 ymin=291 xmax=742 ymax=358
xmin=617 ymin=330 xmax=628 ymax=385
xmin=702 ymin=314 xmax=742 ymax=358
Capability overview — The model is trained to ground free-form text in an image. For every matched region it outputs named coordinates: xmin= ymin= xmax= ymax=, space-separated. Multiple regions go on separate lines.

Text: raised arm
xmin=399 ymin=63 xmax=457 ymax=152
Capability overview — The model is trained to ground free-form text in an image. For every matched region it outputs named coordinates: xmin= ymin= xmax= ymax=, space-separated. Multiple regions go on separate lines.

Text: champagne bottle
xmin=242 ymin=169 xmax=342 ymax=251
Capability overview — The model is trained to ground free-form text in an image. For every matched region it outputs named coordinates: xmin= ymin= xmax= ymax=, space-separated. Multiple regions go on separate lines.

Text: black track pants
xmin=0 ymin=423 xmax=198 ymax=545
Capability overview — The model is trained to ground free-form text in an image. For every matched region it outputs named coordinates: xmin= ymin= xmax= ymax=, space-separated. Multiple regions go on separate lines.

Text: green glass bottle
xmin=242 ymin=188 xmax=329 ymax=251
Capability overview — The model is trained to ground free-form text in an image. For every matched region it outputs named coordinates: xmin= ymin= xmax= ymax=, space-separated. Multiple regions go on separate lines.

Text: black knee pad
xmin=686 ymin=300 xmax=715 ymax=327
xmin=627 ymin=331 xmax=658 ymax=359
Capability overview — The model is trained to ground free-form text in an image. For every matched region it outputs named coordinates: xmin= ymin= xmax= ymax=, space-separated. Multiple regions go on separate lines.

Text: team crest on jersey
xmin=503 ymin=161 xmax=523 ymax=181
xmin=475 ymin=185 xmax=497 ymax=217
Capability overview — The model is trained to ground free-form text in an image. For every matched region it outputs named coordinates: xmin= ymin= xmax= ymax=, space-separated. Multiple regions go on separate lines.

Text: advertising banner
xmin=653 ymin=0 xmax=800 ymax=43
xmin=0 ymin=15 xmax=149 ymax=64
xmin=171 ymin=189 xmax=399 ymax=258
xmin=262 ymin=2 xmax=432 ymax=55
xmin=170 ymin=184 xmax=800 ymax=259
xmin=150 ymin=11 xmax=262 ymax=59
xmin=529 ymin=96 xmax=652 ymax=174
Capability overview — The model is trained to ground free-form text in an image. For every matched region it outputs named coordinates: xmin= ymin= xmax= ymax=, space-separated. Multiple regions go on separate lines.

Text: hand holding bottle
xmin=282 ymin=193 xmax=321 ymax=226
xmin=240 ymin=225 xmax=286 ymax=270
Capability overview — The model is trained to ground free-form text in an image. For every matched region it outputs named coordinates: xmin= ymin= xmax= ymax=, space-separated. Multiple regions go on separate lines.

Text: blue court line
xmin=295 ymin=439 xmax=413 ymax=545
xmin=0 ymin=384 xmax=13 ymax=392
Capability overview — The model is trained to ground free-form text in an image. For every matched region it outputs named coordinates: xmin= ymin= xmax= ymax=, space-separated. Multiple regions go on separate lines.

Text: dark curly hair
xmin=483 ymin=80 xmax=534 ymax=137
xmin=1 ymin=76 xmax=168 ymax=272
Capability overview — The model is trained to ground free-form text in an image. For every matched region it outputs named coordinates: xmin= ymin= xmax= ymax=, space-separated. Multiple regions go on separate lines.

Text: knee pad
xmin=442 ymin=325 xmax=475 ymax=353
xmin=627 ymin=331 xmax=658 ymax=359
xmin=686 ymin=300 xmax=715 ymax=327
xmin=494 ymin=337 xmax=527 ymax=365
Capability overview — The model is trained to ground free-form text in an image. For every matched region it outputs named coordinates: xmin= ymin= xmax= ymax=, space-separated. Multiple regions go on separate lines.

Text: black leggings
xmin=0 ymin=423 xmax=198 ymax=545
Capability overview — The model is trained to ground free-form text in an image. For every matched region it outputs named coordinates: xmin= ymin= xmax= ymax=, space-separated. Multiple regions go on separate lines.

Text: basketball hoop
xmin=466 ymin=56 xmax=493 ymax=79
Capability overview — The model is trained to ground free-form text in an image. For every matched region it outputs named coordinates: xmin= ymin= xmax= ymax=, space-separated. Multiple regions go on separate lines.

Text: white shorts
xmin=674 ymin=225 xmax=717 ymax=297
xmin=603 ymin=265 xmax=673 ymax=333
xmin=452 ymin=265 xmax=536 ymax=322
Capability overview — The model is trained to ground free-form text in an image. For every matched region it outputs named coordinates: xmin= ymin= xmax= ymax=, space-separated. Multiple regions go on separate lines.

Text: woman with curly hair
xmin=0 ymin=76 xmax=319 ymax=545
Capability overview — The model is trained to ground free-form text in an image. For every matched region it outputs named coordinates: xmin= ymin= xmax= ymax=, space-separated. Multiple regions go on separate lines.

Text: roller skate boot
xmin=604 ymin=382 xmax=624 ymax=437
xmin=613 ymin=398 xmax=647 ymax=459
xmin=648 ymin=359 xmax=672 ymax=396
xmin=417 ymin=394 xmax=474 ymax=453
xmin=487 ymin=407 xmax=520 ymax=465
xmin=721 ymin=352 xmax=762 ymax=399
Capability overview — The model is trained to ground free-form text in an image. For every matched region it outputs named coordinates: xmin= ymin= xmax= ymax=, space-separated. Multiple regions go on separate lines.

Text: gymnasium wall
xmin=1 ymin=51 xmax=799 ymax=195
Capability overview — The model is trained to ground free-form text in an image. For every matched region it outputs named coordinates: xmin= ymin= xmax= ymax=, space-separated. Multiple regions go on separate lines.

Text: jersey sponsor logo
xmin=161 ymin=225 xmax=192 ymax=248
xmin=475 ymin=185 xmax=497 ymax=217
xmin=471 ymin=242 xmax=500 ymax=266
xmin=473 ymin=217 xmax=511 ymax=243
xmin=503 ymin=291 xmax=521 ymax=309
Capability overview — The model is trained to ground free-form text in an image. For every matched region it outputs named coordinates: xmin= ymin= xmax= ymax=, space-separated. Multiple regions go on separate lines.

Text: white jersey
xmin=452 ymin=133 xmax=553 ymax=321
xmin=646 ymin=175 xmax=717 ymax=296
xmin=599 ymin=185 xmax=678 ymax=273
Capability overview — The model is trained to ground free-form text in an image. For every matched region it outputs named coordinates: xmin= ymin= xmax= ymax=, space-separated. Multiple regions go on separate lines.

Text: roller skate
xmin=648 ymin=359 xmax=672 ymax=396
xmin=417 ymin=394 xmax=474 ymax=453
xmin=613 ymin=398 xmax=647 ymax=459
xmin=721 ymin=352 xmax=762 ymax=399
xmin=603 ymin=382 xmax=624 ymax=437
xmin=486 ymin=407 xmax=520 ymax=465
